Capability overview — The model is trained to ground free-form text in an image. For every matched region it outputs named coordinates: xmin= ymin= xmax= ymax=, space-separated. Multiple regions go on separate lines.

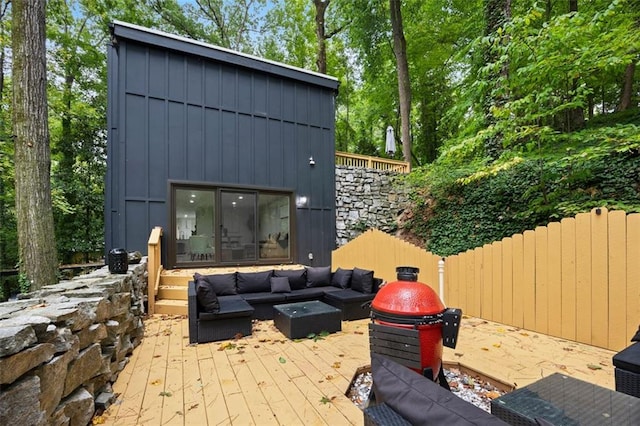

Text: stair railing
xmin=147 ymin=226 xmax=163 ymax=315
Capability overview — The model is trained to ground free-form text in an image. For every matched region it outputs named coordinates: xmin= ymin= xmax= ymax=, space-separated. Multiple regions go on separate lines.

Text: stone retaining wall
xmin=0 ymin=260 xmax=147 ymax=425
xmin=336 ymin=165 xmax=409 ymax=246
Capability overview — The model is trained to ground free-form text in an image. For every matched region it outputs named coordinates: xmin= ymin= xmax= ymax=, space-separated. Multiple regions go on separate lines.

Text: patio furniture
xmin=273 ymin=300 xmax=342 ymax=339
xmin=613 ymin=342 xmax=640 ymax=398
xmin=491 ymin=373 xmax=640 ymax=425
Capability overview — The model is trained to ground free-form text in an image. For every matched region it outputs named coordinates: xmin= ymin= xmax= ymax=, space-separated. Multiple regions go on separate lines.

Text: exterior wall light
xmin=309 ymin=156 xmax=315 ymax=166
xmin=296 ymin=196 xmax=309 ymax=208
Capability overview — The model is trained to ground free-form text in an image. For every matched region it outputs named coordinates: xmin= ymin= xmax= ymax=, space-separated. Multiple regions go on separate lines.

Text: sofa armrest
xmin=188 ymin=281 xmax=199 ymax=344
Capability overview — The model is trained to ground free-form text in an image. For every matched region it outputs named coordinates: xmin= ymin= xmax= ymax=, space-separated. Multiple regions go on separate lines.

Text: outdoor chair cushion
xmin=283 ymin=287 xmax=326 ymax=301
xmin=352 ymin=267 xmax=374 ymax=293
xmin=274 ymin=269 xmax=307 ymax=290
xmin=306 ymin=266 xmax=331 ymax=287
xmin=195 ymin=272 xmax=237 ymax=295
xmin=196 ymin=278 xmax=220 ymax=313
xmin=270 ymin=276 xmax=291 ymax=293
xmin=198 ymin=298 xmax=254 ymax=320
xmin=324 ymin=288 xmax=374 ymax=303
xmin=371 ymin=353 xmax=508 ymax=426
xmin=237 ymin=270 xmax=273 ymax=293
xmin=240 ymin=292 xmax=286 ymax=304
xmin=331 ymin=267 xmax=353 ymax=289
xmin=613 ymin=342 xmax=640 ymax=374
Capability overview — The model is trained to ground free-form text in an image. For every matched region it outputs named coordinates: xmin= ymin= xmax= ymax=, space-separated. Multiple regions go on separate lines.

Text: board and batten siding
xmin=106 ymin=22 xmax=338 ymax=267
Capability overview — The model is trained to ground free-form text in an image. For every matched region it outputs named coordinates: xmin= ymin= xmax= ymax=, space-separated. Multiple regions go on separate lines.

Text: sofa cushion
xmin=613 ymin=342 xmax=640 ymax=374
xmin=306 ymin=266 xmax=331 ymax=288
xmin=237 ymin=270 xmax=272 ymax=293
xmin=240 ymin=292 xmax=287 ymax=304
xmin=284 ymin=288 xmax=326 ymax=301
xmin=195 ymin=279 xmax=220 ymax=313
xmin=352 ymin=267 xmax=374 ymax=294
xmin=195 ymin=272 xmax=237 ymax=296
xmin=371 ymin=353 xmax=508 ymax=426
xmin=331 ymin=268 xmax=353 ymax=289
xmin=324 ymin=288 xmax=375 ymax=303
xmin=198 ymin=298 xmax=254 ymax=320
xmin=274 ymin=269 xmax=307 ymax=290
xmin=270 ymin=276 xmax=291 ymax=293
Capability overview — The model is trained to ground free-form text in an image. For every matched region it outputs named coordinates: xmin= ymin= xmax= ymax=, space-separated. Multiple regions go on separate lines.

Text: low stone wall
xmin=336 ymin=165 xmax=409 ymax=246
xmin=0 ymin=260 xmax=147 ymax=425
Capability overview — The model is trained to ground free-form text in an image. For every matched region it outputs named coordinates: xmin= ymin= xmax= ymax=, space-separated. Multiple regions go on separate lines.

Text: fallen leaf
xmin=354 ymin=331 xmax=364 ymax=335
xmin=558 ymin=365 xmax=567 ymax=370
xmin=587 ymin=364 xmax=602 ymax=370
xmin=486 ymin=391 xmax=502 ymax=399
xmin=497 ymin=328 xmax=505 ymax=333
xmin=562 ymin=347 xmax=573 ymax=352
xmin=279 ymin=356 xmax=286 ymax=364
xmin=153 ymin=355 xmax=162 ymax=358
xmin=92 ymin=415 xmax=106 ymax=424
xmin=326 ymin=375 xmax=334 ymax=380
xmin=493 ymin=343 xmax=501 ymax=348
xmin=332 ymin=361 xmax=341 ymax=368
xmin=234 ymin=333 xmax=244 ymax=340
xmin=520 ymin=333 xmax=529 ymax=337
xmin=320 ymin=396 xmax=332 ymax=404
xmin=159 ymin=391 xmax=172 ymax=397
xmin=454 ymin=352 xmax=464 ymax=357
xmin=254 ymin=345 xmax=260 ymax=349
xmin=338 ymin=354 xmax=345 ymax=357
xmin=150 ymin=379 xmax=162 ymax=386
xmin=188 ymin=403 xmax=199 ymax=411
xmin=258 ymin=338 xmax=268 ymax=343
xmin=481 ymin=347 xmax=489 ymax=351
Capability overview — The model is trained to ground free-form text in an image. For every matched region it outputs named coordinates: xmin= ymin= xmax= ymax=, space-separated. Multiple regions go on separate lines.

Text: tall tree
xmin=12 ymin=0 xmax=58 ymax=289
xmin=389 ymin=0 xmax=412 ymax=167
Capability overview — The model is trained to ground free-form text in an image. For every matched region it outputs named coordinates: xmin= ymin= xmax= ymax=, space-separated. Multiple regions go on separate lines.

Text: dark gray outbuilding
xmin=106 ymin=21 xmax=339 ymax=268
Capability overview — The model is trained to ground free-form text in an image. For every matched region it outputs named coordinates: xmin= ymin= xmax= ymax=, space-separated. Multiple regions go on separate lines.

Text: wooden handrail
xmin=147 ymin=226 xmax=163 ymax=315
xmin=335 ymin=151 xmax=410 ymax=173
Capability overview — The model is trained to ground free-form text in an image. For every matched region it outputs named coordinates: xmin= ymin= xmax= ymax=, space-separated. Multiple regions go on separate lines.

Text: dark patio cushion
xmin=198 ymin=299 xmax=254 ymax=320
xmin=237 ymin=270 xmax=272 ymax=293
xmin=306 ymin=266 xmax=331 ymax=287
xmin=351 ymin=267 xmax=374 ymax=294
xmin=331 ymin=268 xmax=353 ymax=289
xmin=195 ymin=272 xmax=237 ymax=296
xmin=283 ymin=288 xmax=326 ymax=301
xmin=371 ymin=353 xmax=508 ymax=426
xmin=240 ymin=291 xmax=286 ymax=304
xmin=321 ymin=286 xmax=343 ymax=294
xmin=613 ymin=342 xmax=640 ymax=374
xmin=195 ymin=279 xmax=220 ymax=313
xmin=324 ymin=288 xmax=374 ymax=303
xmin=270 ymin=276 xmax=291 ymax=293
xmin=274 ymin=269 xmax=307 ymax=290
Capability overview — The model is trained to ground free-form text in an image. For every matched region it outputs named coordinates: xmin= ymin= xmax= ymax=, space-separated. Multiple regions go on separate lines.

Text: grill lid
xmin=371 ymin=279 xmax=445 ymax=317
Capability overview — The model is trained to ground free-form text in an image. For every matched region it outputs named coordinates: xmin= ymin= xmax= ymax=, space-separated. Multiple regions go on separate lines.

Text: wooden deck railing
xmin=336 ymin=151 xmax=410 ymax=173
xmin=147 ymin=226 xmax=163 ymax=315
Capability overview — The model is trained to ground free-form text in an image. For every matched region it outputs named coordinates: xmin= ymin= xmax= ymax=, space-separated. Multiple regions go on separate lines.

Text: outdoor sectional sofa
xmin=188 ymin=266 xmax=382 ymax=343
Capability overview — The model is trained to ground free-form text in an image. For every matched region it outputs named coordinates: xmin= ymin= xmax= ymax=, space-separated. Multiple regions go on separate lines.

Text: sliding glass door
xmin=171 ymin=183 xmax=292 ymax=267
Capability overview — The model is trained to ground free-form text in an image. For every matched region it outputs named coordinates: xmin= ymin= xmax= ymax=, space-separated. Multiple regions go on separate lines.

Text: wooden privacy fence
xmin=332 ymin=208 xmax=640 ymax=352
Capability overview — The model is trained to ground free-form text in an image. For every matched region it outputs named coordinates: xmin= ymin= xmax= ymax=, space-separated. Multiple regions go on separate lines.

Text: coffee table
xmin=273 ymin=300 xmax=341 ymax=339
xmin=491 ymin=373 xmax=640 ymax=425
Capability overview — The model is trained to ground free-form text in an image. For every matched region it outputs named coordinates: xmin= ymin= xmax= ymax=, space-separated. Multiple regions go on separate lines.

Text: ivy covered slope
xmin=403 ymin=110 xmax=640 ymax=257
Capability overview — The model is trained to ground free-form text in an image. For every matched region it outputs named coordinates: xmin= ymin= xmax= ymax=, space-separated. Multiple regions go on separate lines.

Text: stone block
xmin=83 ymin=373 xmax=110 ymax=396
xmin=75 ymin=323 xmax=107 ymax=350
xmin=95 ymin=392 xmax=115 ymax=411
xmin=60 ymin=388 xmax=94 ymax=426
xmin=49 ymin=407 xmax=70 ymax=426
xmin=0 ymin=315 xmax=51 ymax=340
xmin=0 ymin=343 xmax=55 ymax=385
xmin=43 ymin=327 xmax=80 ymax=354
xmin=0 ymin=324 xmax=37 ymax=357
xmin=109 ymin=292 xmax=131 ymax=317
xmin=0 ymin=375 xmax=46 ymax=425
xmin=36 ymin=348 xmax=76 ymax=416
xmin=63 ymin=343 xmax=102 ymax=397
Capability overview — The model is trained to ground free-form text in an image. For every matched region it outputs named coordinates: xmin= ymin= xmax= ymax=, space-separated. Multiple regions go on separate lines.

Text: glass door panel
xmin=220 ymin=191 xmax=257 ymax=262
xmin=175 ymin=188 xmax=215 ymax=263
xmin=258 ymin=194 xmax=290 ymax=260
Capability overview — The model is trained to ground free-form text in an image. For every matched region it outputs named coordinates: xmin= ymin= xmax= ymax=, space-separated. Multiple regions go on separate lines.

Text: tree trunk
xmin=617 ymin=62 xmax=636 ymax=111
xmin=313 ymin=0 xmax=329 ymax=74
xmin=566 ymin=0 xmax=584 ymax=131
xmin=12 ymin=0 xmax=59 ymax=290
xmin=389 ymin=0 xmax=412 ymax=168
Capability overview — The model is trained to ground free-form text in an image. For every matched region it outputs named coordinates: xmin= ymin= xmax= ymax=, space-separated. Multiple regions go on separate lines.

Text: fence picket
xmin=591 ymin=208 xmax=609 ymax=348
xmin=608 ymin=210 xmax=627 ymax=351
xmin=561 ymin=218 xmax=577 ymax=341
xmin=547 ymin=222 xmax=562 ymax=338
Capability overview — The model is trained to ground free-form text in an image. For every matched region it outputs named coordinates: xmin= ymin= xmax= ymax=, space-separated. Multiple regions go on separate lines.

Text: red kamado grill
xmin=370 ymin=266 xmax=461 ymax=387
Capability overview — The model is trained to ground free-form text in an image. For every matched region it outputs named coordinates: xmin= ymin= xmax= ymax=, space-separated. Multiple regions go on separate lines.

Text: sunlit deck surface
xmin=101 ymin=315 xmax=616 ymax=425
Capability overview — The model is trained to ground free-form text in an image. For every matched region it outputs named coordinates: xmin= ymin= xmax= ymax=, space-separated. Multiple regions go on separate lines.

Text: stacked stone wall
xmin=335 ymin=165 xmax=409 ymax=246
xmin=0 ymin=260 xmax=147 ymax=425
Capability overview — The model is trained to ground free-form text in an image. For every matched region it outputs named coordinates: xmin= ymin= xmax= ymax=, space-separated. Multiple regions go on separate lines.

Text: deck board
xmin=103 ymin=315 xmax=616 ymax=425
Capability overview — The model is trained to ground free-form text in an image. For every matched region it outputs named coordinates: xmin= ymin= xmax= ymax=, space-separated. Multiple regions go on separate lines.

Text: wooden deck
xmin=100 ymin=315 xmax=617 ymax=425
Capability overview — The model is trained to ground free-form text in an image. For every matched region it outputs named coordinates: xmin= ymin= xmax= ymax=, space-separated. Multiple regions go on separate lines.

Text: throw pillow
xmin=306 ymin=266 xmax=331 ymax=287
xmin=274 ymin=269 xmax=307 ymax=290
xmin=270 ymin=276 xmax=291 ymax=293
xmin=194 ymin=272 xmax=237 ymax=295
xmin=237 ymin=270 xmax=273 ymax=293
xmin=351 ymin=267 xmax=374 ymax=293
xmin=331 ymin=267 xmax=353 ymax=289
xmin=195 ymin=279 xmax=220 ymax=313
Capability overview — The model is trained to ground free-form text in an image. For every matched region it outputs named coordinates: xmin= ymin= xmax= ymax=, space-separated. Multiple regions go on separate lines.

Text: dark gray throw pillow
xmin=270 ymin=276 xmax=291 ymax=293
xmin=306 ymin=266 xmax=331 ymax=287
xmin=331 ymin=267 xmax=353 ymax=289
xmin=195 ymin=279 xmax=220 ymax=313
xmin=237 ymin=270 xmax=272 ymax=293
xmin=194 ymin=272 xmax=237 ymax=295
xmin=351 ymin=267 xmax=374 ymax=293
xmin=274 ymin=269 xmax=307 ymax=290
